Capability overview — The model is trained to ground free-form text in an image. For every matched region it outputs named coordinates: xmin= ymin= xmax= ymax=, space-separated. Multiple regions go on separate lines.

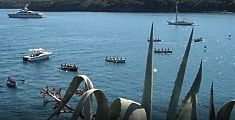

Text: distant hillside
xmin=0 ymin=0 xmax=235 ymax=12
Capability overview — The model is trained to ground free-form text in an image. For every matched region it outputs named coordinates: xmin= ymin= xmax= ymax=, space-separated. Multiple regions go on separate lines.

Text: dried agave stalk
xmin=48 ymin=75 xmax=94 ymax=120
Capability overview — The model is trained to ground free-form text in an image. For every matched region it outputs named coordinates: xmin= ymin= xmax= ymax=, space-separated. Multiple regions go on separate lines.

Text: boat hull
xmin=105 ymin=56 xmax=126 ymax=63
xmin=147 ymin=39 xmax=161 ymax=42
xmin=6 ymin=82 xmax=16 ymax=88
xmin=105 ymin=59 xmax=126 ymax=63
xmin=8 ymin=13 xmax=43 ymax=18
xmin=60 ymin=63 xmax=78 ymax=71
xmin=154 ymin=51 xmax=172 ymax=54
xmin=167 ymin=21 xmax=194 ymax=26
xmin=23 ymin=54 xmax=50 ymax=62
xmin=194 ymin=37 xmax=203 ymax=42
xmin=60 ymin=67 xmax=78 ymax=71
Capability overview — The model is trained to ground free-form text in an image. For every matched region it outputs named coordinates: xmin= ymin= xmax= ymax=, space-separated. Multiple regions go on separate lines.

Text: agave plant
xmin=46 ymin=24 xmax=235 ymax=120
xmin=47 ymin=23 xmax=156 ymax=120
xmin=164 ymin=26 xmax=235 ymax=120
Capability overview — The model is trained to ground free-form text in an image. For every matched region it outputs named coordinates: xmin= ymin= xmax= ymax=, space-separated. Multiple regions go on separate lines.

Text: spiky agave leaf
xmin=166 ymin=28 xmax=194 ymax=120
xmin=110 ymin=97 xmax=147 ymax=120
xmin=108 ymin=23 xmax=153 ymax=120
xmin=209 ymin=82 xmax=216 ymax=120
xmin=47 ymin=75 xmax=94 ymax=120
xmin=141 ymin=23 xmax=154 ymax=120
xmin=183 ymin=60 xmax=203 ymax=103
xmin=217 ymin=99 xmax=235 ymax=120
xmin=177 ymin=94 xmax=197 ymax=120
xmin=71 ymin=88 xmax=109 ymax=120
xmin=176 ymin=60 xmax=202 ymax=120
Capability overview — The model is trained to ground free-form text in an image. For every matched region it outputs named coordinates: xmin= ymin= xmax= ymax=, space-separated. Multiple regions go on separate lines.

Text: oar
xmin=17 ymin=80 xmax=25 ymax=83
xmin=18 ymin=80 xmax=25 ymax=82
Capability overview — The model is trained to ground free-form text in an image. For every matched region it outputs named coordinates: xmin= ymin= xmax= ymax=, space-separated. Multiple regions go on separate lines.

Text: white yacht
xmin=8 ymin=4 xmax=44 ymax=18
xmin=167 ymin=1 xmax=195 ymax=26
xmin=23 ymin=48 xmax=52 ymax=62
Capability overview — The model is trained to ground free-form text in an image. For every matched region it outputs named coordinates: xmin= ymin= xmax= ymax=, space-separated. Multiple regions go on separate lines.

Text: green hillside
xmin=0 ymin=0 xmax=234 ymax=12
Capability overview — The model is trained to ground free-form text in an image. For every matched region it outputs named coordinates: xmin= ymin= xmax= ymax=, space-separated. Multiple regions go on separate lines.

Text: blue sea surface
xmin=0 ymin=9 xmax=235 ymax=119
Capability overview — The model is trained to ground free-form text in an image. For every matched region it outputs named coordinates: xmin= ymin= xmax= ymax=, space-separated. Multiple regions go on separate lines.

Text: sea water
xmin=0 ymin=9 xmax=235 ymax=119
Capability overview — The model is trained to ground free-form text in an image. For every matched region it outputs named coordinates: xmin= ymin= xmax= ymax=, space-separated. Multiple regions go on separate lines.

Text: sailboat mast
xmin=175 ymin=1 xmax=178 ymax=22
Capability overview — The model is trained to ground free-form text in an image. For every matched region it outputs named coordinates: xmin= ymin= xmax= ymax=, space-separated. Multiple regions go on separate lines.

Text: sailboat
xmin=167 ymin=1 xmax=194 ymax=26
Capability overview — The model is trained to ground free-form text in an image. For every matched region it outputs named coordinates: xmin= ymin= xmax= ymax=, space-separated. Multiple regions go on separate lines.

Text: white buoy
xmin=153 ymin=68 xmax=157 ymax=72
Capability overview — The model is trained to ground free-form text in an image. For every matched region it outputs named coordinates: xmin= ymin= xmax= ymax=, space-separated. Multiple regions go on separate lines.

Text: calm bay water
xmin=0 ymin=9 xmax=235 ymax=119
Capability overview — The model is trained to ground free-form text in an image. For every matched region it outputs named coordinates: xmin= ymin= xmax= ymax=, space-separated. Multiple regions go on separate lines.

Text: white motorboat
xmin=8 ymin=4 xmax=44 ymax=18
xmin=23 ymin=48 xmax=52 ymax=62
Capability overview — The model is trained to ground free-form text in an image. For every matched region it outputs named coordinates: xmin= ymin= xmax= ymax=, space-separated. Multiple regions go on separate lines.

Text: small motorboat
xmin=60 ymin=63 xmax=78 ymax=71
xmin=194 ymin=37 xmax=203 ymax=42
xmin=147 ymin=38 xmax=162 ymax=42
xmin=23 ymin=48 xmax=52 ymax=62
xmin=154 ymin=48 xmax=172 ymax=54
xmin=105 ymin=56 xmax=126 ymax=63
xmin=6 ymin=76 xmax=16 ymax=88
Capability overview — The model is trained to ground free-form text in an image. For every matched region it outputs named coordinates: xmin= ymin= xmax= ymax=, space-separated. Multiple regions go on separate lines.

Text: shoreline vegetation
xmin=0 ymin=0 xmax=234 ymax=13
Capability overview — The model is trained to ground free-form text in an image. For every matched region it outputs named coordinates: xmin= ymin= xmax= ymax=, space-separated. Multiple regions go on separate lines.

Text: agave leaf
xmin=177 ymin=94 xmax=197 ymax=120
xmin=47 ymin=75 xmax=94 ymax=120
xmin=191 ymin=94 xmax=197 ymax=120
xmin=166 ymin=28 xmax=194 ymax=120
xmin=209 ymin=82 xmax=216 ymax=120
xmin=110 ymin=97 xmax=147 ymax=120
xmin=110 ymin=98 xmax=122 ymax=120
xmin=71 ymin=89 xmax=109 ymax=120
xmin=78 ymin=75 xmax=94 ymax=120
xmin=141 ymin=23 xmax=154 ymax=120
xmin=183 ymin=60 xmax=203 ymax=103
xmin=127 ymin=108 xmax=147 ymax=120
xmin=177 ymin=60 xmax=203 ymax=120
xmin=217 ymin=99 xmax=235 ymax=120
